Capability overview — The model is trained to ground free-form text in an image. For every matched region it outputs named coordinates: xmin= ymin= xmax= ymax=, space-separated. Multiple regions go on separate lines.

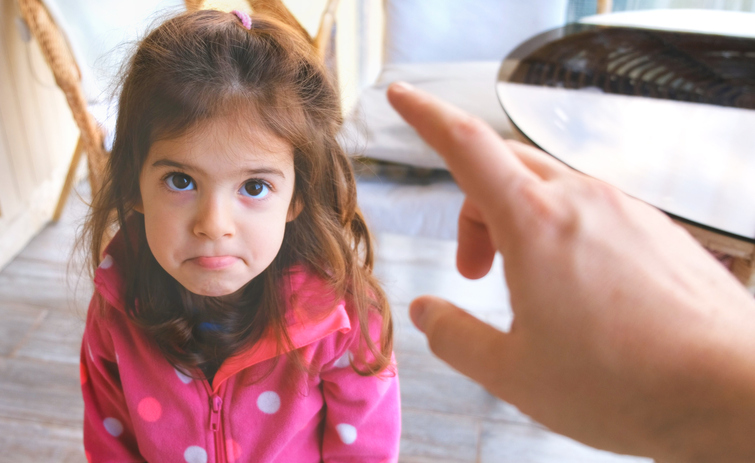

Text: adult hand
xmin=387 ymin=82 xmax=755 ymax=462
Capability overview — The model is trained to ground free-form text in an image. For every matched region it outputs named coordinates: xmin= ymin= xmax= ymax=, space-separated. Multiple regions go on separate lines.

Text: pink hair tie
xmin=232 ymin=10 xmax=252 ymax=30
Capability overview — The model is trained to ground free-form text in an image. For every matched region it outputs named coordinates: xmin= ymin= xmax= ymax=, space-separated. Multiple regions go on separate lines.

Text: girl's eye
xmin=241 ymin=180 xmax=270 ymax=199
xmin=165 ymin=173 xmax=195 ymax=191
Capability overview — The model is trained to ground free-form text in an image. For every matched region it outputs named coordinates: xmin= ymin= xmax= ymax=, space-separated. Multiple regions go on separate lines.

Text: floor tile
xmin=0 ymin=258 xmax=90 ymax=313
xmin=15 ymin=310 xmax=85 ymax=365
xmin=18 ymin=224 xmax=82 ymax=266
xmin=391 ymin=303 xmax=432 ymax=355
xmin=399 ymin=408 xmax=479 ymax=463
xmin=397 ymin=351 xmax=531 ymax=425
xmin=374 ymin=257 xmax=510 ymax=312
xmin=0 ymin=303 xmax=46 ymax=357
xmin=373 ymin=233 xmax=510 ymax=311
xmin=0 ymin=417 xmax=84 ymax=463
xmin=375 ymin=233 xmax=458 ymax=268
xmin=479 ymin=421 xmax=655 ymax=463
xmin=0 ymin=358 xmax=84 ymax=428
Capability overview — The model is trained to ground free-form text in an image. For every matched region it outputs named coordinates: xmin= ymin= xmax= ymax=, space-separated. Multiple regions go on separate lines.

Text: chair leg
xmin=245 ymin=0 xmax=311 ymax=40
xmin=52 ymin=135 xmax=84 ymax=222
xmin=184 ymin=0 xmax=205 ymax=11
xmin=86 ymin=154 xmax=104 ymax=202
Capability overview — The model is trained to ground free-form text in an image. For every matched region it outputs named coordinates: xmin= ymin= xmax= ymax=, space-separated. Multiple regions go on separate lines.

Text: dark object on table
xmin=506 ymin=24 xmax=755 ymax=110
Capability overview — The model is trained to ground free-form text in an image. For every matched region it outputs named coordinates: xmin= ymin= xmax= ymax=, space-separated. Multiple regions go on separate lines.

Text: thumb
xmin=410 ymin=296 xmax=512 ymax=394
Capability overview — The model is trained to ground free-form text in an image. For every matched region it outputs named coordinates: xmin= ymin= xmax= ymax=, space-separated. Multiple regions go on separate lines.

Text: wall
xmin=0 ymin=0 xmax=80 ymax=270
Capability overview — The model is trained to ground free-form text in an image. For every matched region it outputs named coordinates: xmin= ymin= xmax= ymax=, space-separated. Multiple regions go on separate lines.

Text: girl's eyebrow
xmin=151 ymin=159 xmax=286 ymax=178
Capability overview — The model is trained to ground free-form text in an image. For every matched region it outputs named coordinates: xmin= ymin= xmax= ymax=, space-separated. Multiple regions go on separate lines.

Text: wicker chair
xmin=17 ymin=0 xmax=107 ymax=221
xmin=17 ymin=0 xmax=339 ymax=222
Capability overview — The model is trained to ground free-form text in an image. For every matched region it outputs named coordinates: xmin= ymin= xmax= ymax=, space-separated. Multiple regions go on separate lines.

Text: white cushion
xmin=384 ymin=0 xmax=568 ymax=64
xmin=341 ymin=61 xmax=518 ymax=170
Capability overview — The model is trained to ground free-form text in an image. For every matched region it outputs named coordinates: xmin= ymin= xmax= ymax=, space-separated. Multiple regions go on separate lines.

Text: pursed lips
xmin=189 ymin=256 xmax=239 ymax=269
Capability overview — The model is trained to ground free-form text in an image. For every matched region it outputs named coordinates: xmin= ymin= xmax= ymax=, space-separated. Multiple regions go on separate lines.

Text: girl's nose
xmin=193 ymin=194 xmax=235 ymax=240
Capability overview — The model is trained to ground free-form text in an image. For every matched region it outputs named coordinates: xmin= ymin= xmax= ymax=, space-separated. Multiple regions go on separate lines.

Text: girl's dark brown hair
xmin=81 ymin=9 xmax=392 ymax=379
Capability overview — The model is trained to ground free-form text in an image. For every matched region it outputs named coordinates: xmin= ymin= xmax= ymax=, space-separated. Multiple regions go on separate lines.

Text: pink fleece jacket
xmin=80 ymin=234 xmax=401 ymax=462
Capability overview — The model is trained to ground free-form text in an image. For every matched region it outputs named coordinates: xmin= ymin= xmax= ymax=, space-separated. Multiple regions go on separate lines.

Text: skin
xmin=135 ymin=115 xmax=298 ymax=298
xmin=387 ymin=82 xmax=755 ymax=462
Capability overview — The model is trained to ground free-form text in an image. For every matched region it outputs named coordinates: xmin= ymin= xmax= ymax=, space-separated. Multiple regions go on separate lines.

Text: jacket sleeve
xmin=320 ymin=311 xmax=401 ymax=463
xmin=80 ymin=294 xmax=145 ymax=462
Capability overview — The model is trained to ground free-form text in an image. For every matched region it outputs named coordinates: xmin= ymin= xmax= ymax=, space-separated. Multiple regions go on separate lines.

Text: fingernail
xmin=409 ymin=299 xmax=427 ymax=333
xmin=390 ymin=81 xmax=415 ymax=93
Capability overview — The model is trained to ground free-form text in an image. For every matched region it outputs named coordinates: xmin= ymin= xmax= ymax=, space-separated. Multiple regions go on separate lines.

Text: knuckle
xmin=514 ymin=179 xmax=587 ymax=241
xmin=583 ymin=178 xmax=632 ymax=217
xmin=515 ymin=179 xmax=564 ymax=224
xmin=448 ymin=114 xmax=490 ymax=143
xmin=590 ymin=179 xmax=622 ymax=202
xmin=505 ymin=139 xmax=528 ymax=151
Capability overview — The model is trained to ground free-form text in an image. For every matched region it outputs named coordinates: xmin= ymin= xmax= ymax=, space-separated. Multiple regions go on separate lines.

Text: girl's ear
xmin=286 ymin=198 xmax=303 ymax=222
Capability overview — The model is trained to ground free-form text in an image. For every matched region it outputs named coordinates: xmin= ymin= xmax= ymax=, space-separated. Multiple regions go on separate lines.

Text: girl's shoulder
xmin=280 ymin=264 xmax=381 ymax=353
xmin=280 ymin=264 xmax=355 ymax=337
xmin=92 ymin=229 xmax=130 ymax=315
xmin=281 ymin=264 xmax=382 ymax=332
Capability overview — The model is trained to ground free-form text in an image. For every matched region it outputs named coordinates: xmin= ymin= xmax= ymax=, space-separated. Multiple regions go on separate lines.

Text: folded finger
xmin=457 ymin=199 xmax=496 ymax=280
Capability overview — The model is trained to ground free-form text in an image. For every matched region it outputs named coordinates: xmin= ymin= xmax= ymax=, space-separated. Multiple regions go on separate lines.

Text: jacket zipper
xmin=211 ymin=394 xmax=226 ymax=463
xmin=205 ymin=380 xmax=227 ymax=463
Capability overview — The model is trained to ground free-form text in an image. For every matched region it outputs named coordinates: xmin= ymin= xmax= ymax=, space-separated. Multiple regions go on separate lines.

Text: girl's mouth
xmin=191 ymin=256 xmax=238 ymax=269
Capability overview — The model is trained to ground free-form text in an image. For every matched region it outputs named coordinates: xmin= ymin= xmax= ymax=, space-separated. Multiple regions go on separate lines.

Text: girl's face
xmin=136 ymin=116 xmax=298 ymax=297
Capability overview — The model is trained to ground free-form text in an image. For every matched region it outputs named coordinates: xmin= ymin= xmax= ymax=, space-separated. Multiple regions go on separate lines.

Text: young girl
xmin=79 ymin=9 xmax=400 ymax=462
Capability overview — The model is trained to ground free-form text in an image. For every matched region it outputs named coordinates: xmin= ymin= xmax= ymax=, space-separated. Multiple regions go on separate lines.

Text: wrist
xmin=649 ymin=301 xmax=755 ymax=463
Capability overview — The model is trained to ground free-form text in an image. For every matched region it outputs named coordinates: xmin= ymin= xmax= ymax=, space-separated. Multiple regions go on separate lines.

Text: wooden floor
xmin=0 ymin=184 xmax=655 ymax=462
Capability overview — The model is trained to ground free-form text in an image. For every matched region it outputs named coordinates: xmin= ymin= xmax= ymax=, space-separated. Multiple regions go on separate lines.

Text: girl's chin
xmin=190 ymin=287 xmax=242 ymax=298
xmin=184 ymin=280 xmax=250 ymax=300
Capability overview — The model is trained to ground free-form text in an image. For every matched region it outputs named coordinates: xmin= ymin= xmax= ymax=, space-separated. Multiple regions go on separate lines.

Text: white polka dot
xmin=336 ymin=423 xmax=357 ymax=444
xmin=87 ymin=344 xmax=94 ymax=362
xmin=256 ymin=391 xmax=281 ymax=414
xmin=184 ymin=446 xmax=207 ymax=463
xmin=103 ymin=417 xmax=123 ymax=437
xmin=175 ymin=368 xmax=193 ymax=384
xmin=99 ymin=254 xmax=113 ymax=269
xmin=333 ymin=351 xmax=352 ymax=368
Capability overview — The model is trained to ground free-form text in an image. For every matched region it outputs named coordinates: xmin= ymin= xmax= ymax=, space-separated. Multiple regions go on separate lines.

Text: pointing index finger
xmin=386 ymin=82 xmax=539 ymax=221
